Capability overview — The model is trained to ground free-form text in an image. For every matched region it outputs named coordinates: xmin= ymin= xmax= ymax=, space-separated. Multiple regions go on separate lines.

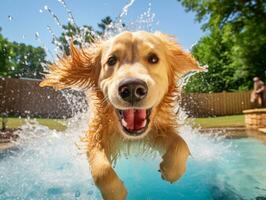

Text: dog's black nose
xmin=118 ymin=78 xmax=148 ymax=104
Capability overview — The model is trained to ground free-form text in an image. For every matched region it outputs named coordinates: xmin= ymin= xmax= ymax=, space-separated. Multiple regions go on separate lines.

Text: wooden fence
xmin=181 ymin=91 xmax=254 ymax=117
xmin=0 ymin=78 xmax=82 ymax=118
xmin=0 ymin=78 xmax=255 ymax=118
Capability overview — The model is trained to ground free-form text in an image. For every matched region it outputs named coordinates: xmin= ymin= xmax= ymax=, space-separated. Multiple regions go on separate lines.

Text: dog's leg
xmin=88 ymin=147 xmax=127 ymax=200
xmin=153 ymin=132 xmax=190 ymax=183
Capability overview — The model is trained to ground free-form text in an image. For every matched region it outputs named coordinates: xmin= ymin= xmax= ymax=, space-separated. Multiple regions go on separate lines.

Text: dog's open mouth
xmin=116 ymin=108 xmax=152 ymax=136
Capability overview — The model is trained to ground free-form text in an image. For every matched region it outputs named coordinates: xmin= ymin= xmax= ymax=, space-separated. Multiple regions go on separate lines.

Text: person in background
xmin=251 ymin=77 xmax=265 ymax=107
xmin=264 ymin=71 xmax=266 ymax=107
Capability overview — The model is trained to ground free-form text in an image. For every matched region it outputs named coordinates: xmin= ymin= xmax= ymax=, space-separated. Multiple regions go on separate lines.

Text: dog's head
xmin=40 ymin=31 xmax=201 ymax=138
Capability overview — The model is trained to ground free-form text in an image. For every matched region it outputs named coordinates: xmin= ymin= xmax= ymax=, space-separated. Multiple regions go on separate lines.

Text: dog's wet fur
xmin=40 ymin=31 xmax=201 ymax=200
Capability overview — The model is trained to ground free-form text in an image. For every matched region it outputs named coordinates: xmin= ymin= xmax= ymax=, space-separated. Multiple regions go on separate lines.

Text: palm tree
xmin=97 ymin=16 xmax=113 ymax=35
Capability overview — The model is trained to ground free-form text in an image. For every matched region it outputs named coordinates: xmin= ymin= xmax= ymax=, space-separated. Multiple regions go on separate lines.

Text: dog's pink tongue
xmin=123 ymin=109 xmax=146 ymax=131
xmin=123 ymin=109 xmax=134 ymax=130
xmin=134 ymin=109 xmax=146 ymax=130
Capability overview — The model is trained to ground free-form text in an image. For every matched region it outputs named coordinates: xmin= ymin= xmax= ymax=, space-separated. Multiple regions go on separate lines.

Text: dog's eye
xmin=147 ymin=53 xmax=159 ymax=64
xmin=107 ymin=56 xmax=118 ymax=66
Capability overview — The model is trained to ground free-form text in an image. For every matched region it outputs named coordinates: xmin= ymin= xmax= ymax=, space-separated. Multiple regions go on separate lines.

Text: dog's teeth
xmin=122 ymin=118 xmax=127 ymax=127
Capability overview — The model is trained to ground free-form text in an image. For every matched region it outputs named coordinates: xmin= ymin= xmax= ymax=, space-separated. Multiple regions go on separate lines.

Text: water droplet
xmin=8 ymin=15 xmax=13 ymax=21
xmin=39 ymin=9 xmax=43 ymax=13
xmin=44 ymin=5 xmax=48 ymax=10
xmin=35 ymin=32 xmax=40 ymax=39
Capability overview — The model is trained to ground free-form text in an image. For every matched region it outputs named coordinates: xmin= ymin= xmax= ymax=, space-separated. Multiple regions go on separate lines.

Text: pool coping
xmin=199 ymin=126 xmax=246 ymax=132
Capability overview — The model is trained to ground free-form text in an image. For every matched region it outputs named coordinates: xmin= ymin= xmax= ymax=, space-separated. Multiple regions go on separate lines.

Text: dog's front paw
xmin=98 ymin=167 xmax=127 ymax=200
xmin=159 ymin=138 xmax=190 ymax=183
xmin=159 ymin=158 xmax=186 ymax=183
xmin=114 ymin=179 xmax=127 ymax=200
xmin=102 ymin=177 xmax=127 ymax=200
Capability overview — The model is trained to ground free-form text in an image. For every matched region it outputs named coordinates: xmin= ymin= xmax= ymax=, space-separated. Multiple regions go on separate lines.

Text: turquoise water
xmin=116 ymin=138 xmax=266 ymax=200
xmin=0 ymin=124 xmax=266 ymax=200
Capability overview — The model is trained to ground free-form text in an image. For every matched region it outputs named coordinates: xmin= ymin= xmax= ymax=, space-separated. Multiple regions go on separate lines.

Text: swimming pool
xmin=0 ymin=122 xmax=266 ymax=200
xmin=117 ymin=137 xmax=266 ymax=200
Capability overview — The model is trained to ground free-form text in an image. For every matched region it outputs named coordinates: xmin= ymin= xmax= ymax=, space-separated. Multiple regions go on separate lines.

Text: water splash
xmin=0 ymin=113 xmax=237 ymax=200
xmin=44 ymin=5 xmax=63 ymax=28
xmin=119 ymin=0 xmax=135 ymax=19
xmin=99 ymin=0 xmax=136 ymax=38
xmin=1 ymin=1 xmax=254 ymax=199
xmin=128 ymin=2 xmax=158 ymax=32
xmin=57 ymin=0 xmax=77 ymax=27
xmin=46 ymin=25 xmax=64 ymax=56
xmin=0 ymin=119 xmax=99 ymax=200
xmin=34 ymin=31 xmax=55 ymax=60
xmin=35 ymin=0 xmax=160 ymax=62
xmin=180 ymin=124 xmax=231 ymax=162
xmin=101 ymin=2 xmax=158 ymax=40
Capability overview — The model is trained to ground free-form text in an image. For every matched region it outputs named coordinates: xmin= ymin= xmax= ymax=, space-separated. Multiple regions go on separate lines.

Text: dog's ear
xmin=40 ymin=42 xmax=102 ymax=90
xmin=154 ymin=32 xmax=202 ymax=76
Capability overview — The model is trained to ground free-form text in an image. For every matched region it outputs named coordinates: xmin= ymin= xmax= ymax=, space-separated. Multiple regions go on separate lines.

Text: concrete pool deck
xmin=199 ymin=127 xmax=266 ymax=144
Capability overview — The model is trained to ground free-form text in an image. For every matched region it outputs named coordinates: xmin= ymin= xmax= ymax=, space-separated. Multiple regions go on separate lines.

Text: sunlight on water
xmin=0 ymin=120 xmax=100 ymax=200
xmin=180 ymin=125 xmax=229 ymax=162
xmin=1 ymin=0 xmax=266 ymax=199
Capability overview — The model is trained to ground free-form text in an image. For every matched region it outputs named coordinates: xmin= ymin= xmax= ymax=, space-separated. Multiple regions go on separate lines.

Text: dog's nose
xmin=118 ymin=78 xmax=148 ymax=104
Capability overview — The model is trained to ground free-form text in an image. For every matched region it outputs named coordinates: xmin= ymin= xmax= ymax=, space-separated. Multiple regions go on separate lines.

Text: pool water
xmin=116 ymin=138 xmax=266 ymax=200
xmin=0 ymin=122 xmax=266 ymax=200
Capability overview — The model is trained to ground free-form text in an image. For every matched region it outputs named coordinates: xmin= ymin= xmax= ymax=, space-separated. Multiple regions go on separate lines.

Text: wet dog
xmin=40 ymin=31 xmax=201 ymax=200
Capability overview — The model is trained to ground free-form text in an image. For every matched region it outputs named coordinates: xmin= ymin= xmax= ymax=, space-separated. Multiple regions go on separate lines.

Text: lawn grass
xmin=0 ymin=117 xmax=67 ymax=131
xmin=1 ymin=115 xmax=245 ymax=131
xmin=192 ymin=115 xmax=245 ymax=128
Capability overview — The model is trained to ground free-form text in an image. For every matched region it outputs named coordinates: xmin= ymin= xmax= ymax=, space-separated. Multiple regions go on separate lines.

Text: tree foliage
xmin=179 ymin=0 xmax=266 ymax=92
xmin=57 ymin=16 xmax=113 ymax=55
xmin=0 ymin=29 xmax=46 ymax=79
xmin=97 ymin=16 xmax=113 ymax=35
xmin=57 ymin=23 xmax=95 ymax=55
xmin=0 ymin=16 xmax=114 ymax=78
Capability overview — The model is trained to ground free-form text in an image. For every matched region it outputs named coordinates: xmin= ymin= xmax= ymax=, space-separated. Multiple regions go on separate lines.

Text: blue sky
xmin=0 ymin=0 xmax=204 ymax=58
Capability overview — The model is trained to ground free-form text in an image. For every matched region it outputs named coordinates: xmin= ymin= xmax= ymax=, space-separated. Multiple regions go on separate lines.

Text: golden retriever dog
xmin=40 ymin=31 xmax=201 ymax=200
